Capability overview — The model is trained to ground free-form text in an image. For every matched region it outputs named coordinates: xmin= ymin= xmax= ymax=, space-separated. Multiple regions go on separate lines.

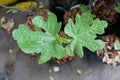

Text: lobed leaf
xmin=12 ymin=12 xmax=65 ymax=64
xmin=65 ymin=13 xmax=108 ymax=58
xmin=32 ymin=12 xmax=61 ymax=36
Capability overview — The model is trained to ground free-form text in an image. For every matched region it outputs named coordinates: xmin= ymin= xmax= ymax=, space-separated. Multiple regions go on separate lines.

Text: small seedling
xmin=12 ymin=12 xmax=108 ymax=64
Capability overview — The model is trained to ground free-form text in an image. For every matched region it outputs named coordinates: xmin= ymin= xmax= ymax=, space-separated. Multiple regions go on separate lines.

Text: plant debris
xmin=97 ymin=35 xmax=120 ymax=66
xmin=1 ymin=19 xmax=14 ymax=32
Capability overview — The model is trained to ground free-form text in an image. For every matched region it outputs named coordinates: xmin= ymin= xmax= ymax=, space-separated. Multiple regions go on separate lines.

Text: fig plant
xmin=12 ymin=12 xmax=108 ymax=64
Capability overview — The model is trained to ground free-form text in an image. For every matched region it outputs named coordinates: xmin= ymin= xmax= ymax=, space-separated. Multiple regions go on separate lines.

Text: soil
xmin=63 ymin=0 xmax=118 ymax=27
xmin=97 ymin=35 xmax=120 ymax=65
xmin=92 ymin=0 xmax=117 ymax=22
xmin=25 ymin=8 xmax=49 ymax=31
xmin=64 ymin=7 xmax=82 ymax=24
xmin=52 ymin=55 xmax=76 ymax=64
xmin=38 ymin=8 xmax=50 ymax=21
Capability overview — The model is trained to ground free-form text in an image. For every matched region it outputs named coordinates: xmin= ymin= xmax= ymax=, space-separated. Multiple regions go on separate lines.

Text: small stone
xmin=49 ymin=76 xmax=54 ymax=80
xmin=53 ymin=66 xmax=60 ymax=72
xmin=76 ymin=69 xmax=82 ymax=75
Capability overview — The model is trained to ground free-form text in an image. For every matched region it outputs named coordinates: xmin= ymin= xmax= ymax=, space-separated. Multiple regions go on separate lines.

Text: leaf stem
xmin=56 ymin=35 xmax=72 ymax=44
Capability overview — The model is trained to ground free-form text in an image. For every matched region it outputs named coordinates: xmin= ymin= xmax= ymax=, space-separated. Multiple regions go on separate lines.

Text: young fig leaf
xmin=65 ymin=13 xmax=108 ymax=58
xmin=12 ymin=12 xmax=65 ymax=64
xmin=32 ymin=12 xmax=61 ymax=36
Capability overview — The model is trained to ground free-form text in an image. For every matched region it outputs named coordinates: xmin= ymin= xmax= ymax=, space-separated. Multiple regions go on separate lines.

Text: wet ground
xmin=0 ymin=7 xmax=120 ymax=80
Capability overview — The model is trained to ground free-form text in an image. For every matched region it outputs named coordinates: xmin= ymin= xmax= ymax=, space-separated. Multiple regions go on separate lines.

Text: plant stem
xmin=56 ymin=35 xmax=72 ymax=44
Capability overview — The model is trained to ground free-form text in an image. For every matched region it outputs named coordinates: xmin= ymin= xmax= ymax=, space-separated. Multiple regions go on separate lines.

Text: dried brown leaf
xmin=1 ymin=19 xmax=14 ymax=32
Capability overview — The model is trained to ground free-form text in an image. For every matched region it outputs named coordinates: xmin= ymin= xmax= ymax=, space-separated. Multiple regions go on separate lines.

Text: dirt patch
xmin=64 ymin=7 xmax=82 ymax=24
xmin=92 ymin=0 xmax=117 ymax=22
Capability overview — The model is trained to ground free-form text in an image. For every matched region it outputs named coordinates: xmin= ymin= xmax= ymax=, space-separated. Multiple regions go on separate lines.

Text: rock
xmin=53 ymin=66 xmax=60 ymax=72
